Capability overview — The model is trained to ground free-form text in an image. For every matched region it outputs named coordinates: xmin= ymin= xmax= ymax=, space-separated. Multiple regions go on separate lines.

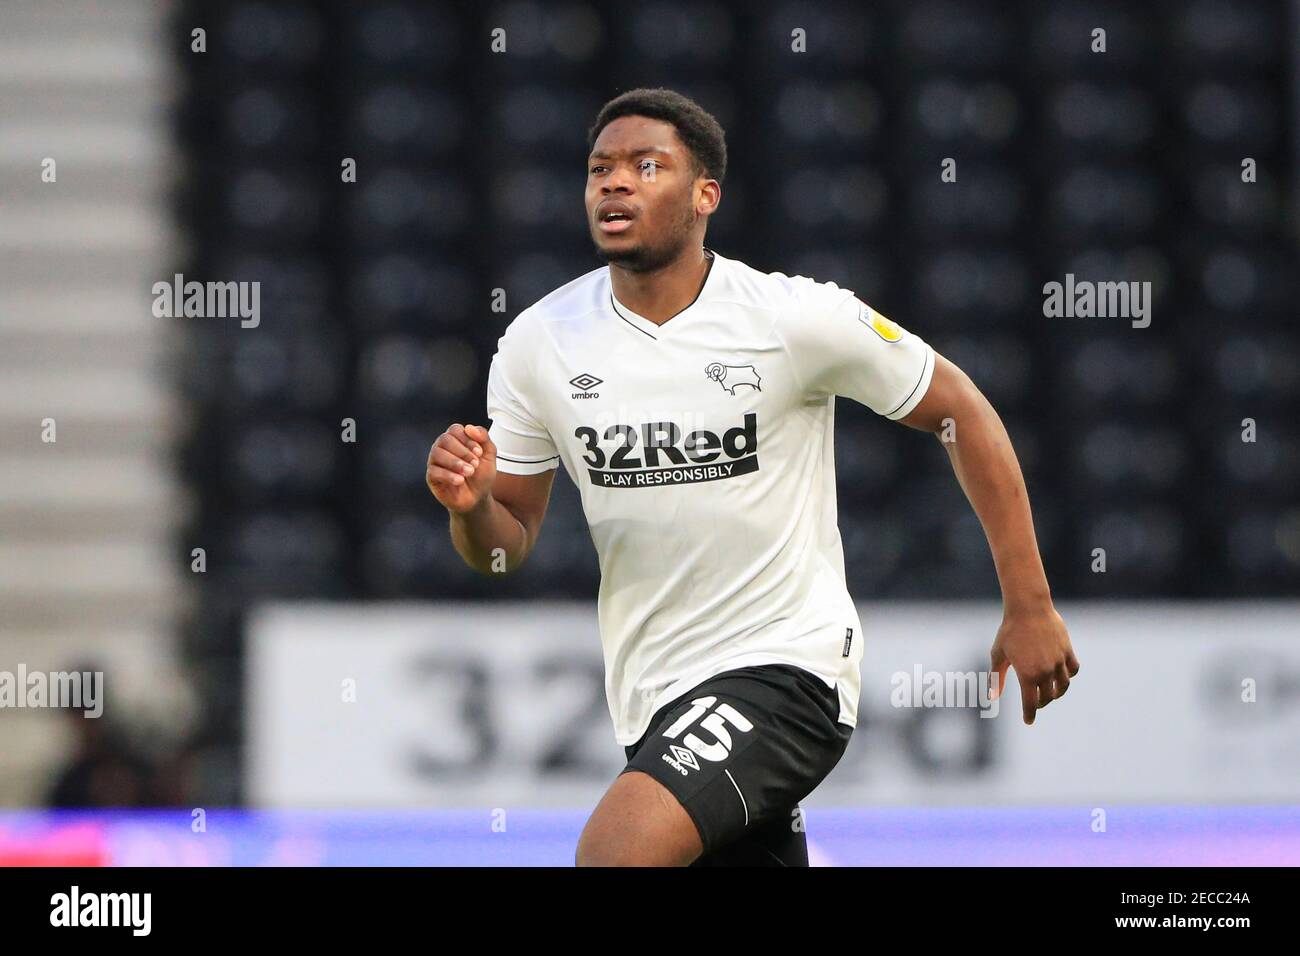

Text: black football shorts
xmin=620 ymin=663 xmax=853 ymax=866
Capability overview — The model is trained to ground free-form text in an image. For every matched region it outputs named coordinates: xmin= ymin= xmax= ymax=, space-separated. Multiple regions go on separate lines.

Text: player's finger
xmin=426 ymin=463 xmax=466 ymax=487
xmin=989 ymin=646 xmax=1009 ymax=701
xmin=430 ymin=445 xmax=478 ymax=476
xmin=429 ymin=438 xmax=473 ymax=470
xmin=431 ymin=431 xmax=477 ymax=467
xmin=464 ymin=423 xmax=492 ymax=455
xmin=1036 ymin=679 xmax=1054 ymax=711
xmin=1066 ymin=647 xmax=1081 ymax=677
xmin=989 ymin=660 xmax=1010 ymax=701
xmin=447 ymin=423 xmax=485 ymax=458
xmin=1053 ymin=661 xmax=1071 ymax=698
xmin=1020 ymin=677 xmax=1038 ymax=725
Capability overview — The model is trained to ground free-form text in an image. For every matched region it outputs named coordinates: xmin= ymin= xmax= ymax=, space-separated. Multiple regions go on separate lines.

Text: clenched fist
xmin=427 ymin=423 xmax=497 ymax=514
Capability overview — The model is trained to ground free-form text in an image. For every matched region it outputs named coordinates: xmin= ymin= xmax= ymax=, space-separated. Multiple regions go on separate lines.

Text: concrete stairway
xmin=0 ymin=0 xmax=194 ymax=805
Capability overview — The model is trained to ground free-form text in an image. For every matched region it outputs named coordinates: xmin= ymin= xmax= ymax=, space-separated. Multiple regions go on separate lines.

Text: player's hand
xmin=988 ymin=604 xmax=1079 ymax=725
xmin=427 ymin=423 xmax=497 ymax=514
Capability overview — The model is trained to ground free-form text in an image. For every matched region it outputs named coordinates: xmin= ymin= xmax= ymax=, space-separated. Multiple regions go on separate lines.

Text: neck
xmin=610 ymin=245 xmax=712 ymax=326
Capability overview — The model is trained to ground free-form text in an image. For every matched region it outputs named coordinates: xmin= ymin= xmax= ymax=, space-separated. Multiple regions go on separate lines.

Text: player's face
xmin=586 ymin=116 xmax=704 ymax=272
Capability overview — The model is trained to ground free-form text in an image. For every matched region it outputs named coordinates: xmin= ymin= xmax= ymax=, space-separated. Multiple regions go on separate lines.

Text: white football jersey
xmin=486 ymin=248 xmax=935 ymax=745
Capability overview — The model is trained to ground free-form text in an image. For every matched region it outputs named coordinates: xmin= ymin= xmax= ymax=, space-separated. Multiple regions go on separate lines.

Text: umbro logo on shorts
xmin=663 ymin=745 xmax=701 ymax=775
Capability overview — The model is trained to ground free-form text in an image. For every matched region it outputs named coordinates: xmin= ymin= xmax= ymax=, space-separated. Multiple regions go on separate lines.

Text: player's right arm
xmin=437 ymin=311 xmax=562 ymax=574
xmin=427 ymin=422 xmax=555 ymax=575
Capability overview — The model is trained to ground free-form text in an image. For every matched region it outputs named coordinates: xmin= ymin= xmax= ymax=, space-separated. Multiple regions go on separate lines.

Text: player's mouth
xmin=597 ymin=201 xmax=637 ymax=234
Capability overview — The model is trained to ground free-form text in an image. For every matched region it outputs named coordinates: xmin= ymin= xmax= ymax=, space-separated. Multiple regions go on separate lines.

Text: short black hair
xmin=587 ymin=88 xmax=727 ymax=185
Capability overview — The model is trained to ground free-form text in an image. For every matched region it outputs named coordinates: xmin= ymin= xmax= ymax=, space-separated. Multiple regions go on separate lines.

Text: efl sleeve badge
xmin=857 ymin=300 xmax=904 ymax=343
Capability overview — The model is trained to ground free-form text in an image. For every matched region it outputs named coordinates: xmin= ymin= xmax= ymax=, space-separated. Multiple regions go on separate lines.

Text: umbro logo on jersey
xmin=705 ymin=362 xmax=762 ymax=395
xmin=569 ymin=372 xmax=602 ymax=399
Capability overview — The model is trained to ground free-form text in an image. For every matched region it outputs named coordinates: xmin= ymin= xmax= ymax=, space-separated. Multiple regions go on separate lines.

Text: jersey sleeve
xmin=777 ymin=275 xmax=935 ymax=420
xmin=485 ymin=318 xmax=561 ymax=475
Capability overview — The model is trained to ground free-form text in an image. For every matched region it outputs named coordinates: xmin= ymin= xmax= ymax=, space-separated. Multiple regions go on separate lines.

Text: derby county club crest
xmin=705 ymin=362 xmax=762 ymax=395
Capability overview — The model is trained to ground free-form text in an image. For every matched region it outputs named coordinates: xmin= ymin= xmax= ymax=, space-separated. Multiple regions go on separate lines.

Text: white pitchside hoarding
xmin=248 ymin=601 xmax=1300 ymax=808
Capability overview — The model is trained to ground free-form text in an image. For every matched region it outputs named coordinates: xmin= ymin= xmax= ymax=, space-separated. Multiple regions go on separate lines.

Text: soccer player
xmin=427 ymin=88 xmax=1079 ymax=866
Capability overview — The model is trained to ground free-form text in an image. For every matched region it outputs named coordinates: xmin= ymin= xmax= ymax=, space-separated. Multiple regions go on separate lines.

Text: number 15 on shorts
xmin=660 ymin=696 xmax=754 ymax=762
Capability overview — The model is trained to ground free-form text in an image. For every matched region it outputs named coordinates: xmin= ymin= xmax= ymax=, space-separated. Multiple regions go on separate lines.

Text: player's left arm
xmin=897 ymin=352 xmax=1081 ymax=725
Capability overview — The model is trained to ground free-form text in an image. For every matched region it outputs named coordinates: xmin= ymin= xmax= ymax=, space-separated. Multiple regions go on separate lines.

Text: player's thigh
xmin=575 ymin=769 xmax=703 ymax=866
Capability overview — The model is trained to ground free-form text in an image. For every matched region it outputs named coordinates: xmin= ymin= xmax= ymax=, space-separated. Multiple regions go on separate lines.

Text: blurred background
xmin=0 ymin=0 xmax=1297 ymax=864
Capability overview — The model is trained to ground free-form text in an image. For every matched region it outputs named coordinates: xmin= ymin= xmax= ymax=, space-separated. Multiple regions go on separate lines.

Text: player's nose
xmin=601 ymin=168 xmax=637 ymax=194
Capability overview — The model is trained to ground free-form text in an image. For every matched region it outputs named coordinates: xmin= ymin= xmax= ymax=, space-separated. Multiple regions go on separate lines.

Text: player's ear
xmin=696 ymin=179 xmax=721 ymax=217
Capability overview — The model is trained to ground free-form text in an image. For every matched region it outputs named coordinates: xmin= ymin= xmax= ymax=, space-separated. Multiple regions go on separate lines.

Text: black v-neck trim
xmin=609 ymin=247 xmax=717 ymax=342
xmin=673 ymin=247 xmax=714 ymax=317
xmin=612 ymin=304 xmax=658 ymax=339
